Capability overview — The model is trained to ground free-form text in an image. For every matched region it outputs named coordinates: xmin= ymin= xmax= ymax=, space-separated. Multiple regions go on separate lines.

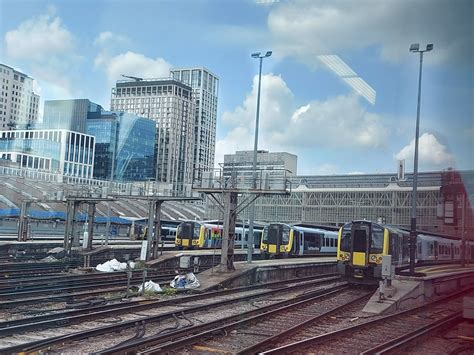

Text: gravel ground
xmin=0 ymin=280 xmax=342 ymax=351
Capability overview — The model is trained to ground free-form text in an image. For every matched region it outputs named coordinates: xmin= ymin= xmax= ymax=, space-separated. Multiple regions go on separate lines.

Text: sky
xmin=0 ymin=0 xmax=472 ymax=175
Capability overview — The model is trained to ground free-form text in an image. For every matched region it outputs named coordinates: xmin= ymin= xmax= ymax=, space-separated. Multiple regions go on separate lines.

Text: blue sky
xmin=1 ymin=0 xmax=472 ymax=175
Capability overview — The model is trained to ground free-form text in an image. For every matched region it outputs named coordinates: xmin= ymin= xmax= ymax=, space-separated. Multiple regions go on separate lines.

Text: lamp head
xmin=409 ymin=43 xmax=420 ymax=52
xmin=426 ymin=43 xmax=434 ymax=51
xmin=265 ymin=51 xmax=273 ymax=57
xmin=251 ymin=52 xmax=261 ymax=58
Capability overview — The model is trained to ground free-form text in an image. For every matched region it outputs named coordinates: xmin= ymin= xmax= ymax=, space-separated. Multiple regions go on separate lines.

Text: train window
xmin=430 ymin=243 xmax=434 ymax=255
xmin=340 ymin=224 xmax=351 ymax=252
xmin=304 ymin=232 xmax=322 ymax=251
xmin=370 ymin=226 xmax=384 ymax=254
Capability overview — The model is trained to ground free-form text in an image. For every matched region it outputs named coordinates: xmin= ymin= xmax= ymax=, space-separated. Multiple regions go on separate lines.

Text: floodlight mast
xmin=408 ymin=43 xmax=434 ymax=276
xmin=247 ymin=50 xmax=272 ymax=263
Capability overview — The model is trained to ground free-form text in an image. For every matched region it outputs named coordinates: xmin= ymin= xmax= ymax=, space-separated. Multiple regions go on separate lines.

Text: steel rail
xmin=129 ymin=285 xmax=357 ymax=355
xmin=237 ymin=292 xmax=372 ymax=355
xmin=0 ymin=274 xmax=340 ymax=348
xmin=260 ymin=287 xmax=472 ymax=354
xmin=0 ymin=274 xmax=173 ymax=299
xmin=360 ymin=312 xmax=462 ymax=354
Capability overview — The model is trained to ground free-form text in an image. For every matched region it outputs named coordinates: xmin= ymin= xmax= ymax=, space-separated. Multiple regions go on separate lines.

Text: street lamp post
xmin=408 ymin=43 xmax=433 ymax=275
xmin=247 ymin=50 xmax=272 ymax=263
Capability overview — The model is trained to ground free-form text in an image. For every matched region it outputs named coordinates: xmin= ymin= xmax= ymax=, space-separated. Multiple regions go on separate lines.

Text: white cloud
xmin=395 ymin=133 xmax=455 ymax=169
xmin=3 ymin=11 xmax=82 ymax=103
xmin=95 ymin=51 xmax=172 ymax=86
xmin=5 ymin=13 xmax=74 ymax=61
xmin=267 ymin=0 xmax=472 ymax=66
xmin=216 ymin=73 xmax=389 ymax=166
xmin=93 ymin=31 xmax=129 ymax=47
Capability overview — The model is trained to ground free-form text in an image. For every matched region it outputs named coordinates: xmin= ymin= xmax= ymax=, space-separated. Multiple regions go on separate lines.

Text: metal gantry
xmin=194 ymin=168 xmax=290 ymax=272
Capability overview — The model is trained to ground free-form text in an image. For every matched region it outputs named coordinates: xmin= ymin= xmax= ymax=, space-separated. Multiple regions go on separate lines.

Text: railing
xmin=192 ymin=167 xmax=292 ymax=193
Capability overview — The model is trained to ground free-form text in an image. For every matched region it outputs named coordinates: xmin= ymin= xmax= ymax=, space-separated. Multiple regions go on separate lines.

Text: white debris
xmin=41 ymin=255 xmax=58 ymax=263
xmin=138 ymin=280 xmax=162 ymax=293
xmin=95 ymin=258 xmax=128 ymax=272
xmin=170 ymin=272 xmax=200 ymax=289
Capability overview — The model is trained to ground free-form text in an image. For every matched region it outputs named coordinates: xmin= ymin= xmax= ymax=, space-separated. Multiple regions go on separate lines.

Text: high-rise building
xmin=170 ymin=68 xmax=218 ymax=179
xmin=87 ymin=111 xmax=156 ymax=181
xmin=43 ymin=99 xmax=103 ymax=133
xmin=110 ymin=78 xmax=194 ymax=194
xmin=0 ymin=64 xmax=40 ymax=130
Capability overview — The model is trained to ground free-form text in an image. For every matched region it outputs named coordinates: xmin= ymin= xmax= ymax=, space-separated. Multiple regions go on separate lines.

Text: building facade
xmin=0 ymin=129 xmax=95 ymax=178
xmin=87 ymin=111 xmax=155 ymax=181
xmin=171 ymin=68 xmax=219 ymax=178
xmin=0 ymin=64 xmax=40 ymax=130
xmin=110 ymin=78 xmax=194 ymax=195
xmin=42 ymin=99 xmax=103 ymax=133
xmin=206 ymin=171 xmax=450 ymax=232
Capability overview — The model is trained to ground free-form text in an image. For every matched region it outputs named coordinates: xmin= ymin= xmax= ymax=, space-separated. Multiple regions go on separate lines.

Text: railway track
xmin=106 ymin=285 xmax=372 ymax=354
xmin=0 ymin=274 xmax=342 ymax=353
xmin=0 ymin=269 xmax=187 ymax=308
xmin=259 ymin=288 xmax=471 ymax=354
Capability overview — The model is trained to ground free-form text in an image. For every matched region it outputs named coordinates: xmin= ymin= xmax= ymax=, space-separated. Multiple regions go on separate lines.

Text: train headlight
xmin=370 ymin=255 xmax=376 ymax=262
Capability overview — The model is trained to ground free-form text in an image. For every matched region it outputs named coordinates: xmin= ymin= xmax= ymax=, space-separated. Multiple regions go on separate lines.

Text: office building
xmin=110 ymin=78 xmax=194 ymax=195
xmin=87 ymin=111 xmax=155 ymax=181
xmin=171 ymin=68 xmax=219 ymax=179
xmin=0 ymin=63 xmax=40 ymax=130
xmin=0 ymin=129 xmax=95 ymax=178
xmin=43 ymin=99 xmax=103 ymax=133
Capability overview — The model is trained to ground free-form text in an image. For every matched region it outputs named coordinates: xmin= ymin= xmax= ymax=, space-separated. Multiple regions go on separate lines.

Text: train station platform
xmin=363 ymin=263 xmax=474 ymax=315
xmin=194 ymin=257 xmax=337 ymax=292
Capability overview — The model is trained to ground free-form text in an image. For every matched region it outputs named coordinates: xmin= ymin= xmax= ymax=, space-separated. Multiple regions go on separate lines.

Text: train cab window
xmin=370 ymin=226 xmax=384 ymax=254
xmin=353 ymin=224 xmax=369 ymax=253
xmin=340 ymin=224 xmax=352 ymax=252
xmin=282 ymin=225 xmax=290 ymax=245
xmin=193 ymin=224 xmax=201 ymax=239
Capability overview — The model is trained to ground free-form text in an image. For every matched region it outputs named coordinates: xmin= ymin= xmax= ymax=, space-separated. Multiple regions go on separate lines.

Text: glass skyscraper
xmin=87 ymin=111 xmax=155 ymax=181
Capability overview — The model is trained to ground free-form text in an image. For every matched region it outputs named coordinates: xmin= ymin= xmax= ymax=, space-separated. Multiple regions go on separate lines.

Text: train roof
xmin=292 ymin=222 xmax=340 ymax=231
xmin=268 ymin=222 xmax=339 ymax=233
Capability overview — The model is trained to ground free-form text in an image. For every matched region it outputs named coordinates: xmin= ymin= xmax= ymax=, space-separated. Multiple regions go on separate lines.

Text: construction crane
xmin=121 ymin=74 xmax=143 ymax=81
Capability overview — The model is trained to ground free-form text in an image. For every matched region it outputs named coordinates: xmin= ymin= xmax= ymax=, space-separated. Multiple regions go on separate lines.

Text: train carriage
xmin=260 ymin=223 xmax=338 ymax=258
xmin=175 ymin=221 xmax=263 ymax=250
xmin=338 ymin=220 xmax=474 ymax=281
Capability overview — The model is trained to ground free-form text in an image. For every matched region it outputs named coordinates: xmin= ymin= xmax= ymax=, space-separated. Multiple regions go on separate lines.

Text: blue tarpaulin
xmin=0 ymin=208 xmax=132 ymax=225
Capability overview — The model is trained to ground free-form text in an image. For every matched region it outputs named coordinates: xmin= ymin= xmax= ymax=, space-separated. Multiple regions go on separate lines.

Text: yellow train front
xmin=337 ymin=220 xmax=409 ymax=280
xmin=175 ymin=221 xmax=222 ymax=249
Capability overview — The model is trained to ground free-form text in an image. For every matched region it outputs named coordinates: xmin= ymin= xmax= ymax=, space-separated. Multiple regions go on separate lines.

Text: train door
xmin=292 ymin=230 xmax=303 ymax=256
xmin=298 ymin=231 xmax=305 ymax=256
xmin=350 ymin=222 xmax=370 ymax=267
xmin=434 ymin=241 xmax=439 ymax=260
